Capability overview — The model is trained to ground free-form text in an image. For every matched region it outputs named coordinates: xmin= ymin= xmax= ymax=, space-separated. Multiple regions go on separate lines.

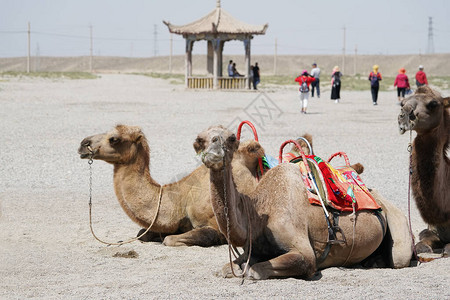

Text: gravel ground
xmin=0 ymin=74 xmax=448 ymax=299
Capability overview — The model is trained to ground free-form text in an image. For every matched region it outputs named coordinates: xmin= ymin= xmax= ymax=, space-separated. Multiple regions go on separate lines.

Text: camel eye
xmin=109 ymin=137 xmax=120 ymax=145
xmin=426 ymin=100 xmax=439 ymax=110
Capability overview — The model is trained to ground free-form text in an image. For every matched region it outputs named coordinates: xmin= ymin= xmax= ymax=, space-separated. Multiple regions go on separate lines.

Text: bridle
xmin=86 ymin=148 xmax=162 ymax=246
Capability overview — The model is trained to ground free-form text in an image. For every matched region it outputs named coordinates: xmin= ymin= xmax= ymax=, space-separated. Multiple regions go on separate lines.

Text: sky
xmin=1 ymin=0 xmax=450 ymax=58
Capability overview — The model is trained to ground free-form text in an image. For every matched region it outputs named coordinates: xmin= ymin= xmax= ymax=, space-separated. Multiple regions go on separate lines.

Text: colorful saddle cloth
xmin=291 ymin=155 xmax=381 ymax=212
xmin=261 ymin=153 xmax=381 ymax=212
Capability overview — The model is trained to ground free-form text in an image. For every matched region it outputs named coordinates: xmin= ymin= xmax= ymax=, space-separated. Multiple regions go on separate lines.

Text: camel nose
xmin=80 ymin=137 xmax=91 ymax=148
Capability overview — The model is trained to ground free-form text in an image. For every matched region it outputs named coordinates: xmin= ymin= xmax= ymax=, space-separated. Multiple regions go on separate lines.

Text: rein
xmin=215 ymin=138 xmax=253 ymax=279
xmin=87 ymin=155 xmax=162 ymax=246
xmin=407 ymin=131 xmax=419 ymax=261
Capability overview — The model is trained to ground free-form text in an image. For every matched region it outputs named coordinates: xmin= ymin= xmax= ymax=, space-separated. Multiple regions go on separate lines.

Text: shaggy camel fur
xmin=398 ymin=86 xmax=450 ymax=256
xmin=195 ymin=125 xmax=412 ymax=279
xmin=78 ymin=125 xmax=265 ymax=247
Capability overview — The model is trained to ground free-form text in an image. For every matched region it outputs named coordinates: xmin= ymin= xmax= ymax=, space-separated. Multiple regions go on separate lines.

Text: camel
xmin=398 ymin=86 xmax=450 ymax=257
xmin=78 ymin=124 xmax=270 ymax=247
xmin=194 ymin=125 xmax=412 ymax=279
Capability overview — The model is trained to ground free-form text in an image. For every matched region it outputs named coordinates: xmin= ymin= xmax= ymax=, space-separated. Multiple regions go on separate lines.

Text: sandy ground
xmin=0 ymin=74 xmax=449 ymax=299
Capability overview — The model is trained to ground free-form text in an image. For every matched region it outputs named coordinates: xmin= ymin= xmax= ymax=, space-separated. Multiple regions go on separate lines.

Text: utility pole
xmin=273 ymin=38 xmax=277 ymax=75
xmin=427 ymin=17 xmax=435 ymax=54
xmin=354 ymin=44 xmax=357 ymax=76
xmin=89 ymin=24 xmax=93 ymax=73
xmin=153 ymin=24 xmax=158 ymax=56
xmin=27 ymin=22 xmax=30 ymax=73
xmin=342 ymin=25 xmax=346 ymax=74
xmin=169 ymin=33 xmax=173 ymax=73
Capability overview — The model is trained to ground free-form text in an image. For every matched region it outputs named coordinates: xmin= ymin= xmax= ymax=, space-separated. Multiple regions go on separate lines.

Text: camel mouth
xmin=78 ymin=145 xmax=95 ymax=159
xmin=201 ymin=151 xmax=224 ymax=168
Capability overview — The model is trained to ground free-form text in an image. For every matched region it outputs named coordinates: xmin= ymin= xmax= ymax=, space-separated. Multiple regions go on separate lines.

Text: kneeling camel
xmin=195 ymin=125 xmax=412 ymax=279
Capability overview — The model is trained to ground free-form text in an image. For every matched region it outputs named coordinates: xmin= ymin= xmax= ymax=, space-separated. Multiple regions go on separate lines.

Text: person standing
xmin=368 ymin=65 xmax=382 ymax=105
xmin=394 ymin=68 xmax=410 ymax=102
xmin=295 ymin=70 xmax=316 ymax=114
xmin=228 ymin=60 xmax=234 ymax=77
xmin=253 ymin=62 xmax=260 ymax=90
xmin=310 ymin=62 xmax=321 ymax=98
xmin=415 ymin=65 xmax=428 ymax=87
xmin=330 ymin=66 xmax=342 ymax=103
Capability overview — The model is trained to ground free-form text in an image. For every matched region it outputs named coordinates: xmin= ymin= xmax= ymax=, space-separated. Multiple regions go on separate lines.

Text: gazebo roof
xmin=163 ymin=1 xmax=268 ymax=36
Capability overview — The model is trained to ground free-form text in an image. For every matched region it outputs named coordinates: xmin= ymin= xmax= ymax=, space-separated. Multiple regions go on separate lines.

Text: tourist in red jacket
xmin=295 ymin=70 xmax=316 ymax=114
xmin=394 ymin=68 xmax=410 ymax=102
xmin=415 ymin=65 xmax=428 ymax=87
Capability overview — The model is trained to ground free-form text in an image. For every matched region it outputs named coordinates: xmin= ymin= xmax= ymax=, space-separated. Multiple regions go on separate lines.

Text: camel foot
xmin=220 ymin=262 xmax=243 ymax=278
xmin=443 ymin=244 xmax=450 ymax=257
xmin=415 ymin=241 xmax=433 ymax=254
xmin=136 ymin=229 xmax=164 ymax=243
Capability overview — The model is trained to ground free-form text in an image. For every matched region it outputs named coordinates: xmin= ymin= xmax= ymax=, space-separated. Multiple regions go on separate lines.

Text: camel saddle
xmin=289 ymin=155 xmax=381 ymax=212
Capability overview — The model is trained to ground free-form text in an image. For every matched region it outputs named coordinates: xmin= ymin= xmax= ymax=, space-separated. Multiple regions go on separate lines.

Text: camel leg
xmin=162 ymin=227 xmax=225 ymax=247
xmin=415 ymin=228 xmax=444 ymax=254
xmin=246 ymin=248 xmax=316 ymax=280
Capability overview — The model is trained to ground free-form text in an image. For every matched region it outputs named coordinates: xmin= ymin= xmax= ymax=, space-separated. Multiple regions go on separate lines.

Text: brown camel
xmin=194 ymin=125 xmax=412 ymax=279
xmin=78 ymin=125 xmax=266 ymax=247
xmin=398 ymin=86 xmax=450 ymax=256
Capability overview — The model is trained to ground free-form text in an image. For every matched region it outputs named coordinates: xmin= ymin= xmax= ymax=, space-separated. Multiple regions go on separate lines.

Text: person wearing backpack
xmin=331 ymin=66 xmax=342 ymax=103
xmin=368 ymin=65 xmax=382 ymax=105
xmin=295 ymin=70 xmax=316 ymax=114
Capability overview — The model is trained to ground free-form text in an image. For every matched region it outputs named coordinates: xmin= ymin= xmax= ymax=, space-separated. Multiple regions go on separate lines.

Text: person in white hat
xmin=415 ymin=65 xmax=428 ymax=87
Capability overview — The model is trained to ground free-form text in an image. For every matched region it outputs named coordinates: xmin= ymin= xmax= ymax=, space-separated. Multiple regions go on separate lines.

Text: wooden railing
xmin=187 ymin=76 xmax=248 ymax=89
xmin=219 ymin=77 xmax=247 ymax=89
xmin=187 ymin=77 xmax=214 ymax=89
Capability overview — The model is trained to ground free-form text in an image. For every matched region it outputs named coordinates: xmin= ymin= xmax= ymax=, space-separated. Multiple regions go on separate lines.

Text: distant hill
xmin=1 ymin=53 xmax=449 ymax=76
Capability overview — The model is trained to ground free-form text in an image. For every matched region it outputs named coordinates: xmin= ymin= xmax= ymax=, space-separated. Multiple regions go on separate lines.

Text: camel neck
xmin=412 ymin=115 xmax=450 ymax=225
xmin=209 ymin=164 xmax=248 ymax=246
xmin=112 ymin=163 xmax=164 ymax=228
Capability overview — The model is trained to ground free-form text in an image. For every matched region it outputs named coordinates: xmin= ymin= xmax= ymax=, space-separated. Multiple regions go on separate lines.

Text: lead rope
xmin=88 ymin=156 xmax=162 ymax=246
xmin=407 ymin=131 xmax=419 ymax=261
xmin=219 ymin=142 xmax=252 ymax=280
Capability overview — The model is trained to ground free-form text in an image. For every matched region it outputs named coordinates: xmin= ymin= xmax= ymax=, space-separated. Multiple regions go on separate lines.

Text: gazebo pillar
xmin=185 ymin=39 xmax=194 ymax=87
xmin=244 ymin=38 xmax=251 ymax=89
xmin=213 ymin=39 xmax=220 ymax=89
xmin=218 ymin=40 xmax=224 ymax=77
xmin=207 ymin=40 xmax=213 ymax=75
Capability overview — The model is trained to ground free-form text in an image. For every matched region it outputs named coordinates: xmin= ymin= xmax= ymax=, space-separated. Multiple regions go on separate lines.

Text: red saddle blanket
xmin=291 ymin=155 xmax=381 ymax=212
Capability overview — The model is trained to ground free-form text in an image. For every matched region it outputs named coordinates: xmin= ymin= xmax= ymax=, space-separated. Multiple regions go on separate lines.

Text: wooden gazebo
xmin=163 ymin=0 xmax=268 ymax=89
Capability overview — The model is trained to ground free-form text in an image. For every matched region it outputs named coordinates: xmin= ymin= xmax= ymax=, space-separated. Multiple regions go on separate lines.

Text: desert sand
xmin=0 ymin=74 xmax=448 ymax=299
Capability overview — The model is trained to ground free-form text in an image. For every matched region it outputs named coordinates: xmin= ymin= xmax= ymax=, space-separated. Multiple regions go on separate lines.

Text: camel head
xmin=398 ymin=86 xmax=450 ymax=135
xmin=193 ymin=125 xmax=239 ymax=171
xmin=233 ymin=140 xmax=265 ymax=171
xmin=78 ymin=124 xmax=149 ymax=165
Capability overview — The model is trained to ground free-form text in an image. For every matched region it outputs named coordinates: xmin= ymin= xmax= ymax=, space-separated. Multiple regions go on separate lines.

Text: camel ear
xmin=443 ymin=97 xmax=450 ymax=108
xmin=193 ymin=137 xmax=205 ymax=154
